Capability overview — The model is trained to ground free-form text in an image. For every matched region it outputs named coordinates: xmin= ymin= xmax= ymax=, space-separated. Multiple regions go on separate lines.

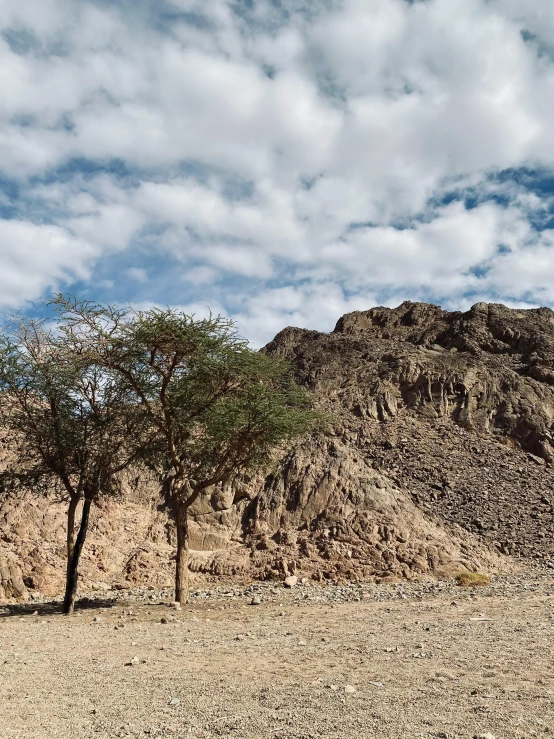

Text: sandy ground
xmin=1 ymin=576 xmax=553 ymax=739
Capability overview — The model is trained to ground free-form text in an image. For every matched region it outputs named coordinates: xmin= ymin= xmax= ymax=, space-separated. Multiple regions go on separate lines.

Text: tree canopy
xmin=54 ymin=297 xmax=323 ymax=602
xmin=0 ymin=314 xmax=150 ymax=612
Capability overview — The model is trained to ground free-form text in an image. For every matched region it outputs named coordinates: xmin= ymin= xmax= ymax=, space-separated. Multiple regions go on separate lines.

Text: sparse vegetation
xmin=455 ymin=571 xmax=491 ymax=587
xmin=0 ymin=314 xmax=151 ymax=613
xmin=52 ymin=296 xmax=322 ymax=604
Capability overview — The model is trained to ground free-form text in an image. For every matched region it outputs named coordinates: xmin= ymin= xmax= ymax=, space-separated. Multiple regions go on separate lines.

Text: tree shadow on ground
xmin=0 ymin=596 xmax=118 ymax=619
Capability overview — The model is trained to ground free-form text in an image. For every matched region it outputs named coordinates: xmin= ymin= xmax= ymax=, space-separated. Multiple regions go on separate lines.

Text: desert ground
xmin=1 ymin=573 xmax=553 ymax=739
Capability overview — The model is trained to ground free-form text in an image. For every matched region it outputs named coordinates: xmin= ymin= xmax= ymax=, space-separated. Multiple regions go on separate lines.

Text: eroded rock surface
xmin=3 ymin=301 xmax=554 ymax=599
xmin=261 ymin=301 xmax=554 ymax=564
xmin=0 ymin=551 xmax=27 ymax=600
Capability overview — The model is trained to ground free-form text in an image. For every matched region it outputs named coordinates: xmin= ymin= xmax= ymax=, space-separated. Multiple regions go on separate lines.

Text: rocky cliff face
xmin=3 ymin=301 xmax=554 ymax=600
xmin=262 ymin=301 xmax=554 ymax=562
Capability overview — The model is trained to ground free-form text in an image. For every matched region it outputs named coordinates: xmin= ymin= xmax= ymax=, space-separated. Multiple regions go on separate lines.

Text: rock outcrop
xmin=3 ymin=300 xmax=554 ymax=600
xmin=0 ymin=551 xmax=27 ymax=600
xmin=261 ymin=301 xmax=554 ymax=563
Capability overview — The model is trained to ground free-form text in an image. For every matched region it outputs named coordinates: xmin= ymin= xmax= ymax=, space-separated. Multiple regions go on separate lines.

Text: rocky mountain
xmin=3 ymin=300 xmax=554 ymax=601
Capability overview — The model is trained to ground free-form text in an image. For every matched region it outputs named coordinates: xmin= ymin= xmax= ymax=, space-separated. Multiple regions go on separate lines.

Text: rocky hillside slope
xmin=3 ymin=301 xmax=554 ymax=600
xmin=263 ymin=301 xmax=554 ymax=562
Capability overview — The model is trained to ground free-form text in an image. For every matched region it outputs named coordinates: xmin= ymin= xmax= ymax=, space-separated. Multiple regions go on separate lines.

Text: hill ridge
xmin=3 ymin=300 xmax=554 ymax=601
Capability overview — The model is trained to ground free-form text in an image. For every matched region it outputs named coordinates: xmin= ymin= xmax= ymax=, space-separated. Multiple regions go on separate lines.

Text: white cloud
xmin=311 ymin=201 xmax=527 ymax=287
xmin=126 ymin=267 xmax=148 ymax=283
xmin=220 ymin=282 xmax=378 ymax=348
xmin=0 ymin=219 xmax=97 ymax=305
xmin=182 ymin=265 xmax=219 ymax=285
xmin=1 ymin=0 xmax=554 ymax=343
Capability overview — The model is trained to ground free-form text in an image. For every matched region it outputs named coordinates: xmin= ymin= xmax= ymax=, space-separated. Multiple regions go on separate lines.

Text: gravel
xmin=0 ymin=571 xmax=553 ymax=738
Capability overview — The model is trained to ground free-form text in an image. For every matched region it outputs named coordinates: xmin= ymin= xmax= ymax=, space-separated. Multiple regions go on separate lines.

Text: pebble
xmin=284 ymin=576 xmax=298 ymax=588
xmin=344 ymin=685 xmax=356 ymax=694
xmin=13 ymin=572 xmax=551 ymax=627
xmin=250 ymin=596 xmax=261 ymax=606
xmin=169 ymin=697 xmax=180 ymax=706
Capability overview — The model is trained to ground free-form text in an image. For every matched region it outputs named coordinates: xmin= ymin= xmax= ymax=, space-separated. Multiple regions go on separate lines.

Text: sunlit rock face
xmin=6 ymin=301 xmax=554 ymax=599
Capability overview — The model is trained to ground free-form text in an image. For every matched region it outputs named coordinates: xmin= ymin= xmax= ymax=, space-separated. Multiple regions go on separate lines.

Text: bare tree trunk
xmin=66 ymin=495 xmax=78 ymax=562
xmin=175 ymin=500 xmax=189 ymax=604
xmin=63 ymin=498 xmax=92 ymax=615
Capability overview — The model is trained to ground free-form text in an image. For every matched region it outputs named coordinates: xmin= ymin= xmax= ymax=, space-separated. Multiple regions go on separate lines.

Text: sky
xmin=2 ymin=0 xmax=554 ymax=345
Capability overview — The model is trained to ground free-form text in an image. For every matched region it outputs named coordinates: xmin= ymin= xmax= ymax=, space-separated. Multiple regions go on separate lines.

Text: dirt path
xmin=1 ymin=577 xmax=553 ymax=738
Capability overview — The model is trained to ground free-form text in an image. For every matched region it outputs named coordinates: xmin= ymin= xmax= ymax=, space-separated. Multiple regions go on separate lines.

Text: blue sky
xmin=2 ymin=0 xmax=554 ymax=345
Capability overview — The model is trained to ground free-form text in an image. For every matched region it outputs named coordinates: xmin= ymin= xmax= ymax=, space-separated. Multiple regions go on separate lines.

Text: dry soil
xmin=1 ymin=574 xmax=553 ymax=739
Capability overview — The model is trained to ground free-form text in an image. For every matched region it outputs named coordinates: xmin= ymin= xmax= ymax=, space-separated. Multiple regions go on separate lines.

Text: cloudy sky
xmin=2 ymin=0 xmax=554 ymax=344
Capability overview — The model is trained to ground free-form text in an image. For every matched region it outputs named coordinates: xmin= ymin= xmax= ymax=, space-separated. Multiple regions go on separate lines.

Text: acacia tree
xmin=55 ymin=298 xmax=321 ymax=603
xmin=0 ymin=316 xmax=149 ymax=613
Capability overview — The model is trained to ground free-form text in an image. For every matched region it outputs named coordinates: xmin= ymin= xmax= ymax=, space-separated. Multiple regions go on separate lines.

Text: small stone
xmin=284 ymin=576 xmax=298 ymax=588
xmin=160 ymin=617 xmax=168 ymax=624
xmin=344 ymin=685 xmax=356 ymax=694
xmin=250 ymin=596 xmax=261 ymax=606
xmin=169 ymin=697 xmax=180 ymax=706
xmin=298 ymin=639 xmax=307 ymax=646
xmin=173 ymin=602 xmax=181 ymax=610
xmin=368 ymin=681 xmax=384 ymax=688
xmin=93 ymin=617 xmax=102 ymax=623
xmin=474 ymin=734 xmax=496 ymax=739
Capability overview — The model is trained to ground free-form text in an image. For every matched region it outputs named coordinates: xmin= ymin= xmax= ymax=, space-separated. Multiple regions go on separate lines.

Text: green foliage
xmin=53 ymin=296 xmax=323 ymax=502
xmin=0 ymin=315 xmax=148 ymax=502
